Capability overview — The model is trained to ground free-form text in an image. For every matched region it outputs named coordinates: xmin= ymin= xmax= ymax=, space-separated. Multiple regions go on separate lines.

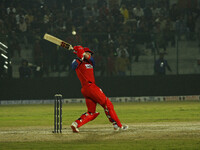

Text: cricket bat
xmin=43 ymin=33 xmax=73 ymax=50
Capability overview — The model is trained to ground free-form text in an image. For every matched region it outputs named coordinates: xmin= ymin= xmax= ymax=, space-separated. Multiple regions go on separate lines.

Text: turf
xmin=0 ymin=101 xmax=200 ymax=150
xmin=1 ymin=139 xmax=200 ymax=150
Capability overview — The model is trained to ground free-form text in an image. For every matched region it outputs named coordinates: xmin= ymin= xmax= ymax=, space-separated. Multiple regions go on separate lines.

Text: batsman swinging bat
xmin=43 ymin=33 xmax=73 ymax=50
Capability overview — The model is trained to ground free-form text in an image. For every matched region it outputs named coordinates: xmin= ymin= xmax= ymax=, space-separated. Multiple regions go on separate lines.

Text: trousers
xmin=79 ymin=83 xmax=122 ymax=128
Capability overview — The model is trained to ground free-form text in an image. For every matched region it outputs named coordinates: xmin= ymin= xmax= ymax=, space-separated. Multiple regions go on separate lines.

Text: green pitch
xmin=0 ymin=101 xmax=200 ymax=150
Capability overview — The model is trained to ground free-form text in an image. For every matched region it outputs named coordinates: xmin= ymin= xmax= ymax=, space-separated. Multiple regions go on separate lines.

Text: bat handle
xmin=68 ymin=45 xmax=73 ymax=50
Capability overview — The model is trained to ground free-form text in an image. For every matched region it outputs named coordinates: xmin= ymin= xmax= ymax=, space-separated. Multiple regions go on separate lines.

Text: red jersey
xmin=72 ymin=56 xmax=95 ymax=87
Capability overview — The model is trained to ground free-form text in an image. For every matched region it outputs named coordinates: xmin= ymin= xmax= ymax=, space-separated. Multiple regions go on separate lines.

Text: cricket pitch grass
xmin=0 ymin=101 xmax=200 ymax=150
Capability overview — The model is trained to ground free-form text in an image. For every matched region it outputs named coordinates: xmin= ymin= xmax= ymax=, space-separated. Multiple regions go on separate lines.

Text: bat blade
xmin=43 ymin=33 xmax=73 ymax=50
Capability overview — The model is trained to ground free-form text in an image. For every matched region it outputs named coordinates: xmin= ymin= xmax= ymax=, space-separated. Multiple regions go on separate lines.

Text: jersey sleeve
xmin=86 ymin=56 xmax=95 ymax=67
xmin=71 ymin=59 xmax=79 ymax=70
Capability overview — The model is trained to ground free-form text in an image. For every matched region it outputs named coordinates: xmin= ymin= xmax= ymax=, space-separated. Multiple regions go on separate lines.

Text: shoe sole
xmin=121 ymin=125 xmax=129 ymax=131
xmin=71 ymin=125 xmax=79 ymax=133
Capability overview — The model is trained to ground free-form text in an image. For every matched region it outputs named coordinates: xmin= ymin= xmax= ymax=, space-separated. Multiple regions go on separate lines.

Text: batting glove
xmin=73 ymin=45 xmax=85 ymax=59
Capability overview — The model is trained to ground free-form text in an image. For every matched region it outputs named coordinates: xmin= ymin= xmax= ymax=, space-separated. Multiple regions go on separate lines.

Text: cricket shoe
xmin=71 ymin=122 xmax=79 ymax=133
xmin=113 ymin=124 xmax=120 ymax=131
xmin=121 ymin=125 xmax=129 ymax=131
xmin=114 ymin=124 xmax=129 ymax=131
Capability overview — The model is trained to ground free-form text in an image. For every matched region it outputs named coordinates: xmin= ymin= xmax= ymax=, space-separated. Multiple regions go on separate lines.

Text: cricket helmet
xmin=84 ymin=47 xmax=94 ymax=55
xmin=73 ymin=45 xmax=84 ymax=51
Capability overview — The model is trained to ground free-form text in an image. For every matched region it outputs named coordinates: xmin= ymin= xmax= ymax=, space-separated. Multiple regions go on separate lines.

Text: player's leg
xmin=76 ymin=99 xmax=99 ymax=128
xmin=87 ymin=84 xmax=123 ymax=128
xmin=104 ymin=98 xmax=122 ymax=128
xmin=71 ymin=98 xmax=99 ymax=133
xmin=86 ymin=98 xmax=97 ymax=113
xmin=104 ymin=98 xmax=129 ymax=131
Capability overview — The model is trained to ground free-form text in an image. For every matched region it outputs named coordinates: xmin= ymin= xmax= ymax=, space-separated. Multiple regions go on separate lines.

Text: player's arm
xmin=83 ymin=52 xmax=90 ymax=59
xmin=83 ymin=53 xmax=95 ymax=67
xmin=71 ymin=59 xmax=81 ymax=70
xmin=73 ymin=45 xmax=95 ymax=66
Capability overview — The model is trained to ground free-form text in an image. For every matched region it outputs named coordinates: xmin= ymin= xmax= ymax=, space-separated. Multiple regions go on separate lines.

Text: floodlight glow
xmin=4 ymin=65 xmax=8 ymax=69
xmin=0 ymin=47 xmax=7 ymax=53
xmin=0 ymin=42 xmax=8 ymax=49
xmin=1 ymin=53 xmax=8 ymax=59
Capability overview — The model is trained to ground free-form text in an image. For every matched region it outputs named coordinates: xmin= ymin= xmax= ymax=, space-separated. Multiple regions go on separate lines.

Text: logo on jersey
xmin=85 ymin=64 xmax=93 ymax=69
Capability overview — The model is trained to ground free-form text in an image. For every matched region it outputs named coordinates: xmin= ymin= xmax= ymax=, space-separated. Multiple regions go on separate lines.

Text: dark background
xmin=0 ymin=0 xmax=200 ymax=100
xmin=1 ymin=75 xmax=200 ymax=100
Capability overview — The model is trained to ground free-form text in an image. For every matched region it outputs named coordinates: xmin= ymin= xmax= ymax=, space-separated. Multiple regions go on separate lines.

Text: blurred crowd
xmin=0 ymin=0 xmax=200 ymax=78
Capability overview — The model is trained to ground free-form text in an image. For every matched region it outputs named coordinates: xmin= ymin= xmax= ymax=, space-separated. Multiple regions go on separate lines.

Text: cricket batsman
xmin=70 ymin=45 xmax=128 ymax=133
